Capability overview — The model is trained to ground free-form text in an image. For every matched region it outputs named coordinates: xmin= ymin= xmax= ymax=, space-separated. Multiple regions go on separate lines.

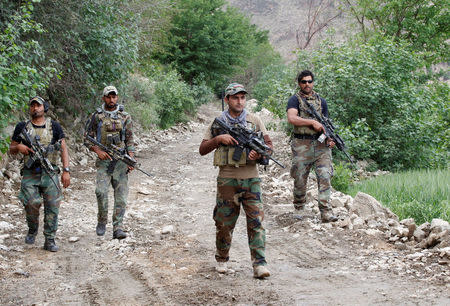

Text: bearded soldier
xmin=9 ymin=96 xmax=71 ymax=252
xmin=199 ymin=83 xmax=272 ymax=279
xmin=84 ymin=86 xmax=134 ymax=239
xmin=287 ymin=70 xmax=338 ymax=223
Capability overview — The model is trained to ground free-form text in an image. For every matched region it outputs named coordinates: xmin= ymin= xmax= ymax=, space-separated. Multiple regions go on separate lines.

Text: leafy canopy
xmin=154 ymin=0 xmax=270 ymax=90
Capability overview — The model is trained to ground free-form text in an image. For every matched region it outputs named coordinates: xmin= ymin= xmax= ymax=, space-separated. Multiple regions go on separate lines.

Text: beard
xmin=31 ymin=111 xmax=41 ymax=118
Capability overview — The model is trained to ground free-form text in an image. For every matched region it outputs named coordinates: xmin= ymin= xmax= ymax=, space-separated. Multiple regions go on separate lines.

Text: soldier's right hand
xmin=311 ymin=120 xmax=325 ymax=133
xmin=217 ymin=134 xmax=238 ymax=146
xmin=93 ymin=147 xmax=112 ymax=160
xmin=17 ymin=144 xmax=34 ymax=155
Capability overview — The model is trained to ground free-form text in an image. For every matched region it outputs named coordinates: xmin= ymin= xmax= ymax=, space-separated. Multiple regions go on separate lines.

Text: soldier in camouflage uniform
xmin=9 ymin=96 xmax=71 ymax=252
xmin=84 ymin=86 xmax=134 ymax=239
xmin=199 ymin=83 xmax=272 ymax=279
xmin=287 ymin=70 xmax=338 ymax=223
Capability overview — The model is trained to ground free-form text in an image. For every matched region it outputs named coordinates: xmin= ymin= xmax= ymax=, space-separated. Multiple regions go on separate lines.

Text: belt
xmin=293 ymin=133 xmax=321 ymax=140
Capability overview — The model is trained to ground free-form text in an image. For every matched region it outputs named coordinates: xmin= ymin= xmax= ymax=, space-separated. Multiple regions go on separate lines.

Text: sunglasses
xmin=300 ymin=80 xmax=313 ymax=84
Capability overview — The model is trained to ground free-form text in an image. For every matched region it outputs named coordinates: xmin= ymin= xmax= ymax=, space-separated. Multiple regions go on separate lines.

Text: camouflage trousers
xmin=95 ymin=160 xmax=128 ymax=230
xmin=290 ymin=138 xmax=333 ymax=212
xmin=18 ymin=169 xmax=62 ymax=239
xmin=213 ymin=177 xmax=266 ymax=266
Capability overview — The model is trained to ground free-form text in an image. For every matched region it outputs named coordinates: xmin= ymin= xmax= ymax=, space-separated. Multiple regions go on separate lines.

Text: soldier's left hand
xmin=248 ymin=150 xmax=261 ymax=160
xmin=61 ymin=172 xmax=70 ymax=188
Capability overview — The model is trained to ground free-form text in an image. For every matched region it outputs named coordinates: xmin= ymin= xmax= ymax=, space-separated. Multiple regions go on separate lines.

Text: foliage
xmin=342 ymin=0 xmax=449 ymax=65
xmin=153 ymin=0 xmax=274 ymax=91
xmin=31 ymin=0 xmax=139 ymax=114
xmin=0 ymin=0 xmax=55 ymax=153
xmin=331 ymin=162 xmax=353 ymax=193
xmin=348 ymin=169 xmax=450 ymax=224
xmin=252 ymin=63 xmax=296 ymax=119
xmin=297 ymin=37 xmax=447 ymax=170
xmin=229 ymin=33 xmax=282 ymax=91
xmin=124 ymin=68 xmax=213 ymax=129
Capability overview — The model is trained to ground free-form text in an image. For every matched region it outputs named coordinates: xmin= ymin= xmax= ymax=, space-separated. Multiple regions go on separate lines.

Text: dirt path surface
xmin=0 ymin=104 xmax=449 ymax=305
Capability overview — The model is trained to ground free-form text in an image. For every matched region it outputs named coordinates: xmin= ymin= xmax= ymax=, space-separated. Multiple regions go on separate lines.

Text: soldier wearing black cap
xmin=9 ymin=96 xmax=70 ymax=252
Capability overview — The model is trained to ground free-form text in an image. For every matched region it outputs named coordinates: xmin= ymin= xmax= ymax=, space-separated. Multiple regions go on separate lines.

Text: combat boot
xmin=321 ymin=211 xmax=338 ymax=223
xmin=253 ymin=265 xmax=270 ymax=279
xmin=43 ymin=238 xmax=59 ymax=252
xmin=113 ymin=229 xmax=127 ymax=240
xmin=96 ymin=223 xmax=106 ymax=236
xmin=25 ymin=230 xmax=37 ymax=244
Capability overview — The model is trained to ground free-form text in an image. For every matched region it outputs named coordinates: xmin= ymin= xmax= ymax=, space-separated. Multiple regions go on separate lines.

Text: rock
xmin=338 ymin=217 xmax=351 ymax=229
xmin=161 ymin=225 xmax=174 ymax=235
xmin=413 ymin=228 xmax=426 ymax=242
xmin=0 ymin=221 xmax=14 ymax=232
xmin=14 ymin=269 xmax=30 ymax=277
xmin=68 ymin=236 xmax=79 ymax=243
xmin=352 ymin=217 xmax=365 ymax=229
xmin=430 ymin=219 xmax=450 ymax=234
xmin=418 ymin=222 xmax=431 ymax=236
xmin=387 ymin=219 xmax=400 ymax=228
xmin=79 ymin=157 xmax=88 ymax=167
xmin=351 ymin=192 xmax=397 ymax=221
xmin=365 ymin=229 xmax=382 ymax=236
xmin=416 ymin=230 xmax=449 ymax=249
xmin=330 ymin=197 xmax=345 ymax=208
xmin=400 ymin=218 xmax=416 ymax=238
xmin=391 ymin=226 xmax=409 ymax=238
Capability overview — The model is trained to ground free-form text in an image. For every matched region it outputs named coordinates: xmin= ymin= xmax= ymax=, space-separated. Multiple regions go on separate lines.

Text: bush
xmin=253 ymin=35 xmax=449 ymax=170
xmin=124 ymin=69 xmax=213 ymax=129
xmin=122 ymin=74 xmax=159 ymax=130
xmin=331 ymin=162 xmax=353 ymax=193
xmin=0 ymin=1 xmax=55 ymax=154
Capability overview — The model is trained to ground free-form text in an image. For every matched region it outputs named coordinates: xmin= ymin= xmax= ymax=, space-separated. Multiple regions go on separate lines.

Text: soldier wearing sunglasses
xmin=286 ymin=70 xmax=338 ymax=223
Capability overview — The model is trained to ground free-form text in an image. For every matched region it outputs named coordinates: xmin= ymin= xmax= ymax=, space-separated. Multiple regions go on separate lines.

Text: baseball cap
xmin=29 ymin=96 xmax=45 ymax=105
xmin=225 ymin=83 xmax=247 ymax=97
xmin=103 ymin=85 xmax=118 ymax=96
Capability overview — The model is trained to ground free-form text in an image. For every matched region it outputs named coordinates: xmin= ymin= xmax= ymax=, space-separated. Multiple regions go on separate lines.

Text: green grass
xmin=348 ymin=169 xmax=449 ymax=224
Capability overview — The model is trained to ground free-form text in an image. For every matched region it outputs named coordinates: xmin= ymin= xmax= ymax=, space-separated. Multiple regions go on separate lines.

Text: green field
xmin=348 ymin=169 xmax=450 ymax=224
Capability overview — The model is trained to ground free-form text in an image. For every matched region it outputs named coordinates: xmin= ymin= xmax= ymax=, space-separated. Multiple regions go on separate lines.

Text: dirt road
xmin=0 ymin=104 xmax=449 ymax=305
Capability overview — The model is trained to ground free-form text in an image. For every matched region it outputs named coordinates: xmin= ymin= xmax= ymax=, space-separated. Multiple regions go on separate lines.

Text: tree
xmin=0 ymin=0 xmax=55 ymax=153
xmin=31 ymin=0 xmax=140 ymax=114
xmin=296 ymin=0 xmax=342 ymax=49
xmin=153 ymin=0 xmax=272 ymax=90
xmin=341 ymin=0 xmax=450 ymax=65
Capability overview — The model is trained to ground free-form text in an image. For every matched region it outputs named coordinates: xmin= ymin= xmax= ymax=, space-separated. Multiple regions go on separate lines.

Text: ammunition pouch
xmin=213 ymin=145 xmax=257 ymax=167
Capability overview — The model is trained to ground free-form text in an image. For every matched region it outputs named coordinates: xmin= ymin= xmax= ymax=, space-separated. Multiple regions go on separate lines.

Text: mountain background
xmin=226 ymin=0 xmax=349 ymax=61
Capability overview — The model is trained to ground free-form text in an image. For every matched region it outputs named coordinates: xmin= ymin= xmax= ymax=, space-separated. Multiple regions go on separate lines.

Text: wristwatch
xmin=63 ymin=167 xmax=70 ymax=173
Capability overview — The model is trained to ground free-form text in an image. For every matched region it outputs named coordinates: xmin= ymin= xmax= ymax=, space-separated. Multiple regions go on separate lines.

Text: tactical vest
xmin=95 ymin=106 xmax=127 ymax=148
xmin=23 ymin=118 xmax=59 ymax=166
xmin=294 ymin=92 xmax=322 ymax=135
xmin=212 ymin=118 xmax=258 ymax=167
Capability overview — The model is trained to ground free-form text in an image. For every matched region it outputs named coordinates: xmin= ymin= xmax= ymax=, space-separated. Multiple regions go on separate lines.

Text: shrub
xmin=331 ymin=162 xmax=353 ymax=193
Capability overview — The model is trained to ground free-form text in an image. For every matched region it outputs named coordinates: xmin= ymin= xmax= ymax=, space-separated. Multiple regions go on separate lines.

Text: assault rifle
xmin=213 ymin=118 xmax=285 ymax=168
xmin=20 ymin=128 xmax=61 ymax=191
xmin=303 ymin=100 xmax=354 ymax=165
xmin=85 ymin=135 xmax=153 ymax=177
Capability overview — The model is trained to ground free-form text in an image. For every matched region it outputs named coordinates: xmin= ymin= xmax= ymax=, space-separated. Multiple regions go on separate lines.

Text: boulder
xmin=413 ymin=228 xmax=426 ymax=242
xmin=430 ymin=219 xmax=450 ymax=234
xmin=351 ymin=192 xmax=397 ymax=221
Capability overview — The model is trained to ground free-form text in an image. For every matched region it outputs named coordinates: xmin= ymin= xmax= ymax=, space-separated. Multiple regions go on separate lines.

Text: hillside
xmin=226 ymin=0 xmax=350 ymax=61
